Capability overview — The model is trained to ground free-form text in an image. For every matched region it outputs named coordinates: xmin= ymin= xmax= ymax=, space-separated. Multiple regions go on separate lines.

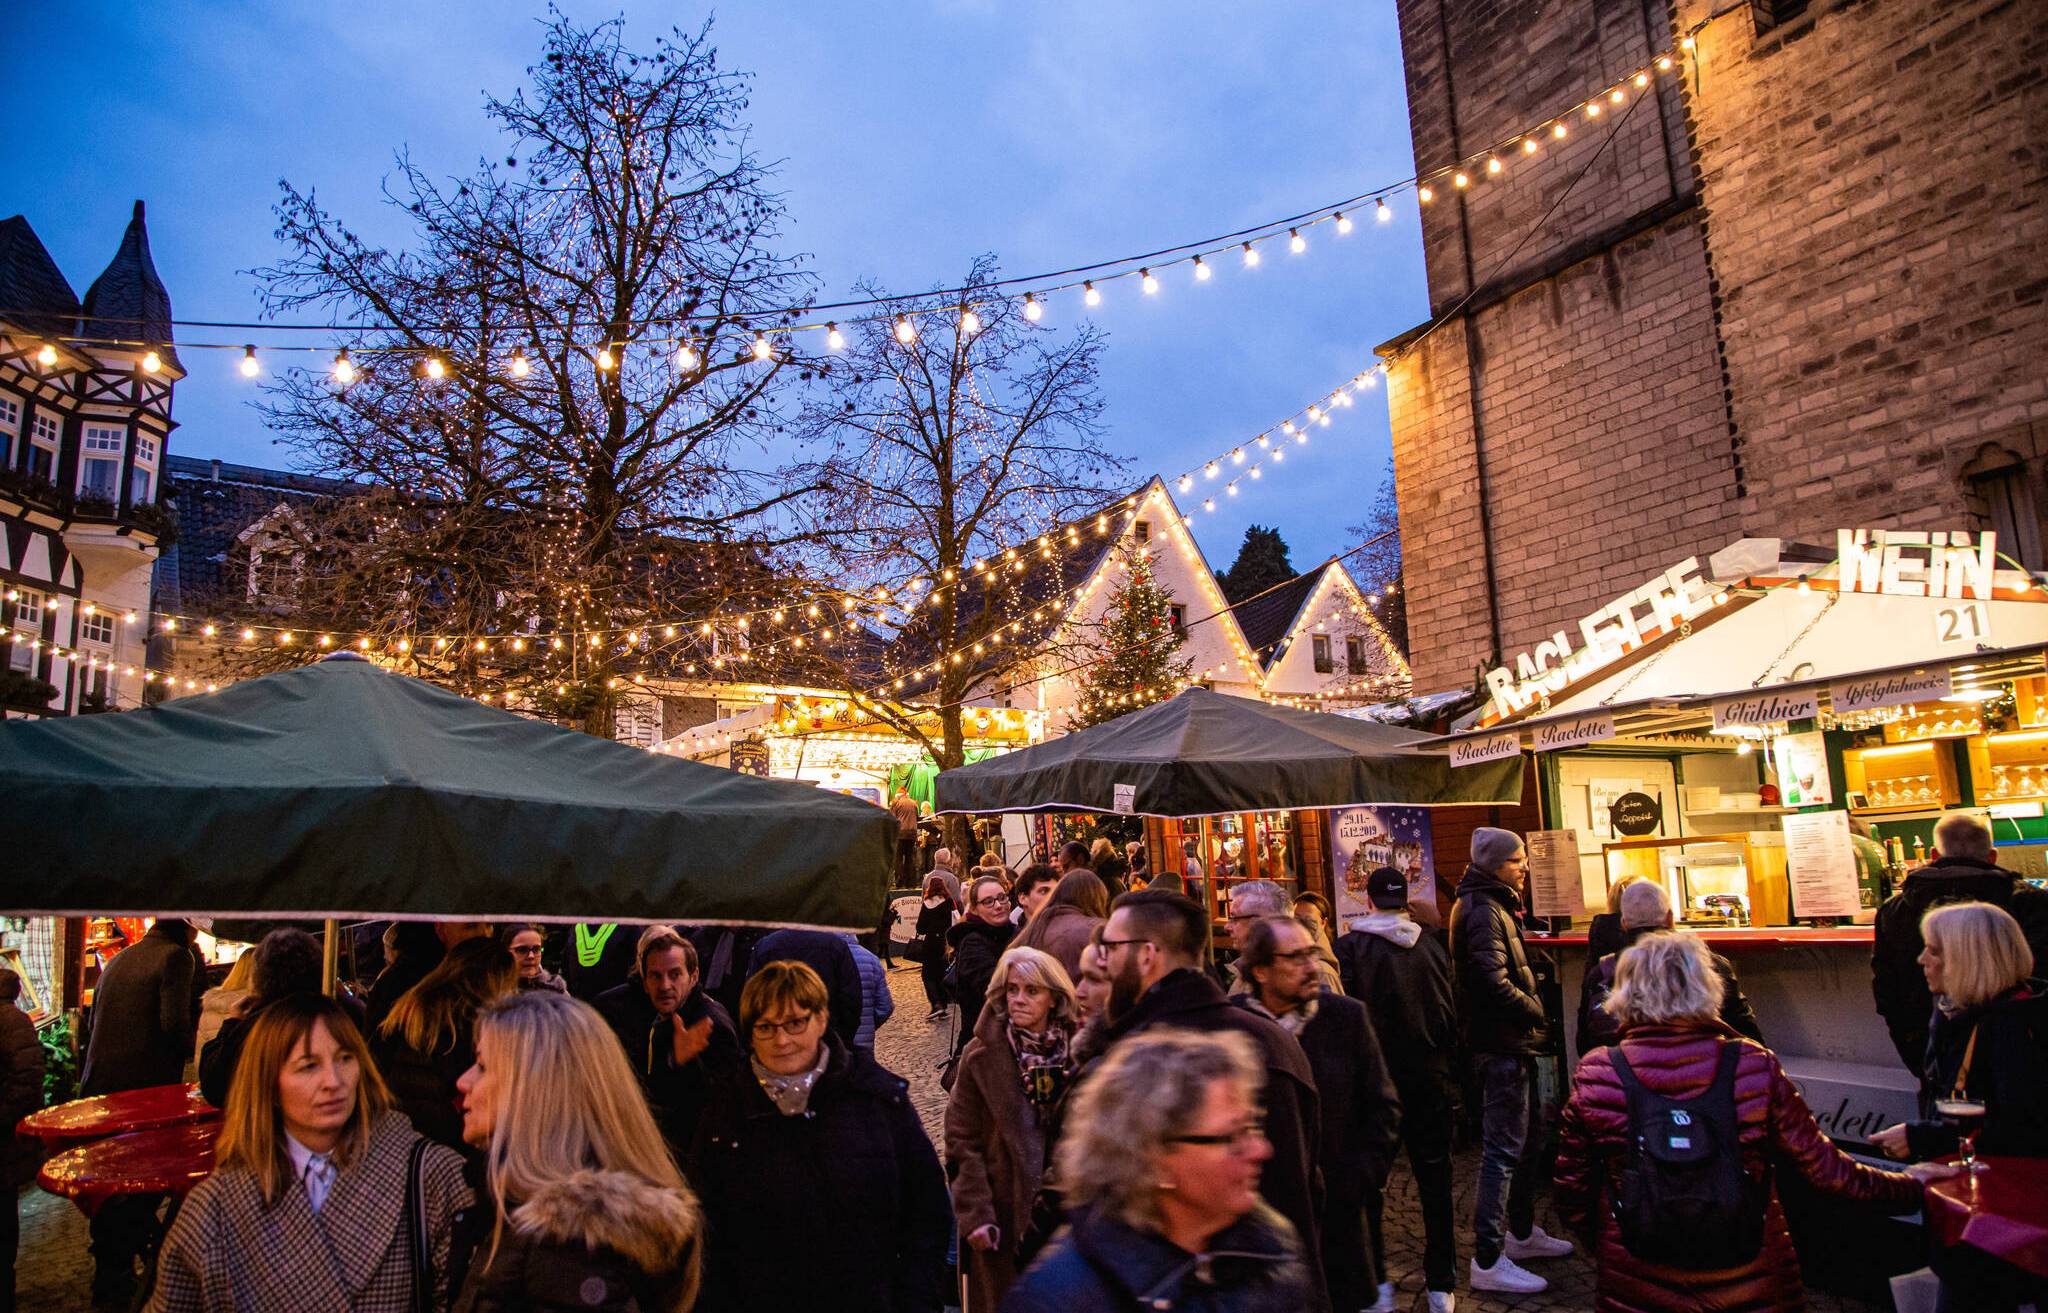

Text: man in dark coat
xmin=1578 ymin=879 xmax=1763 ymax=1055
xmin=1337 ymin=866 xmax=1460 ymax=1311
xmin=1095 ymin=889 xmax=1330 ymax=1312
xmin=1449 ymin=828 xmax=1574 ymax=1296
xmin=596 ymin=926 xmax=738 ymax=1158
xmin=78 ymin=918 xmax=204 ymax=1305
xmin=745 ymin=929 xmax=864 ymax=1050
xmin=1872 ymin=809 xmax=2048 ymax=1071
xmin=1 ymin=967 xmax=45 ymax=1313
xmin=1239 ymin=916 xmax=1399 ymax=1313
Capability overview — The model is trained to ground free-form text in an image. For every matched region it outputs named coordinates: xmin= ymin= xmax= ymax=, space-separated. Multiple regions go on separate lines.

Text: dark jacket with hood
xmin=1872 ymin=854 xmax=2048 ymax=1070
xmin=947 ymin=917 xmax=1019 ymax=1037
xmin=80 ymin=920 xmax=203 ymax=1097
xmin=1334 ymin=911 xmax=1457 ymax=1070
xmin=451 ymin=1169 xmax=703 ymax=1313
xmin=1096 ymin=969 xmax=1326 ymax=1310
xmin=689 ymin=1034 xmax=951 ymax=1313
xmin=1003 ymin=1201 xmax=1311 ymax=1313
xmin=1448 ymin=867 xmax=1548 ymax=1056
xmin=1577 ymin=924 xmax=1763 ymax=1057
xmin=594 ymin=983 xmax=739 ymax=1156
xmin=1905 ymin=978 xmax=2048 ymax=1161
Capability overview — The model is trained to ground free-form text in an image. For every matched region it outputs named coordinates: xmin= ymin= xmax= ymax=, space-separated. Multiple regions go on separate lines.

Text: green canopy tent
xmin=0 ymin=655 xmax=893 ymax=930
xmin=933 ymin=687 xmax=1520 ymax=817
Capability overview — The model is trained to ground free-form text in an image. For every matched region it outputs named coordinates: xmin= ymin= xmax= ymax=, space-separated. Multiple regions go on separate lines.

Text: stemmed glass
xmin=1935 ymin=1090 xmax=1989 ymax=1176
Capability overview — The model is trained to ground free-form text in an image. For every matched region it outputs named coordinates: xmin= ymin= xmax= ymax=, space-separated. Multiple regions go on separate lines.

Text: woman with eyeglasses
xmin=690 ymin=961 xmax=950 ymax=1313
xmin=1003 ymin=1029 xmax=1311 ymax=1312
xmin=503 ymin=926 xmax=566 ymax=994
xmin=945 ymin=948 xmax=1081 ymax=1312
xmin=949 ymin=875 xmax=1020 ymax=1044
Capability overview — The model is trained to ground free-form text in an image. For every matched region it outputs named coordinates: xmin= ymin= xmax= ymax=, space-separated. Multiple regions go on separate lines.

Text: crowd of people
xmin=2 ymin=805 xmax=2042 ymax=1312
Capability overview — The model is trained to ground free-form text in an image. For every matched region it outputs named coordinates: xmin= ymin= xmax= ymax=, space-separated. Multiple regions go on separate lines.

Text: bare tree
xmin=1347 ymin=458 xmax=1407 ymax=656
xmin=771 ymin=256 xmax=1123 ymax=777
xmin=247 ymin=10 xmax=817 ymax=732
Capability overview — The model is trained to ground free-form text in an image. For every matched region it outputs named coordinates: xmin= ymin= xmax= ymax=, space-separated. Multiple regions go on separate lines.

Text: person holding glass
xmin=1002 ymin=1029 xmax=1312 ymax=1311
xmin=690 ymin=961 xmax=950 ymax=1313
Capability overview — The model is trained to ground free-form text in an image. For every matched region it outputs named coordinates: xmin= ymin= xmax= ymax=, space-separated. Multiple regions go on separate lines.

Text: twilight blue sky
xmin=4 ymin=2 xmax=1426 ymax=570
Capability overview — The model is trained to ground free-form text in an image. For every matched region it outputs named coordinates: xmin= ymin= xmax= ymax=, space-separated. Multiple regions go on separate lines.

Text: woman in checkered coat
xmin=145 ymin=993 xmax=473 ymax=1313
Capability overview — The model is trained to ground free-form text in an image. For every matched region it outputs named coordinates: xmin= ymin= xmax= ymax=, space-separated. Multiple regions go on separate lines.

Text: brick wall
xmin=1385 ymin=0 xmax=2048 ymax=692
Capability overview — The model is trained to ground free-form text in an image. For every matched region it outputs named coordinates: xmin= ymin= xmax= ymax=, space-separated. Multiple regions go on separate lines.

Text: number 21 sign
xmin=1934 ymin=600 xmax=1991 ymax=646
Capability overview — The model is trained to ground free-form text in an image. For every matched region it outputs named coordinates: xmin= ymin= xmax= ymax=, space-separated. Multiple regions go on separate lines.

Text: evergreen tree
xmin=1072 ymin=548 xmax=1194 ymax=728
xmin=1219 ymin=525 xmax=1296 ymax=602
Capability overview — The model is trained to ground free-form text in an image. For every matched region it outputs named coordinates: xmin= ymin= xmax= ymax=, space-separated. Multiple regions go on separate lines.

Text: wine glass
xmin=1935 ymin=1092 xmax=1989 ymax=1175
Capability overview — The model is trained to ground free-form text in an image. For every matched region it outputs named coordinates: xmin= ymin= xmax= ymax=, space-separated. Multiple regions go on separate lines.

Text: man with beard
xmin=1092 ymin=890 xmax=1330 ymax=1312
xmin=596 ymin=925 xmax=740 ymax=1156
xmin=1239 ymin=916 xmax=1402 ymax=1313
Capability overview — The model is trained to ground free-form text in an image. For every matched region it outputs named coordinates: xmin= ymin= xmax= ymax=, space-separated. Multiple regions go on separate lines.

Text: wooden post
xmin=322 ymin=919 xmax=339 ymax=996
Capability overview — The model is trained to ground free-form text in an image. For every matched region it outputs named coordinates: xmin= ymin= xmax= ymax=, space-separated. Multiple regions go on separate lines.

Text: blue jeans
xmin=1472 ymin=1053 xmax=1543 ymax=1267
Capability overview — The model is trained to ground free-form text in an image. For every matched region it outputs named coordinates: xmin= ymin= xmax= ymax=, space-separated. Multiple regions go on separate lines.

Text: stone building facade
xmin=1382 ymin=0 xmax=2047 ymax=691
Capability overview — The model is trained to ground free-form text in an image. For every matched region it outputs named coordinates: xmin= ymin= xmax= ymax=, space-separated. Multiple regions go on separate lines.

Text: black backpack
xmin=1608 ymin=1040 xmax=1769 ymax=1270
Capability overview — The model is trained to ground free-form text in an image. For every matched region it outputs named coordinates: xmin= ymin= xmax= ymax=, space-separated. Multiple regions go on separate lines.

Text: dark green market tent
xmin=934 ymin=687 xmax=1520 ymax=817
xmin=0 ymin=655 xmax=893 ymax=929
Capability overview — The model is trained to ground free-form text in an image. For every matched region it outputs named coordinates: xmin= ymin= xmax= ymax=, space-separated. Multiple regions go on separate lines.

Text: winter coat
xmin=1 ymin=998 xmax=43 ymax=1185
xmin=746 ymin=929 xmax=865 ymax=1049
xmin=373 ymin=1018 xmax=478 ymax=1153
xmin=948 ymin=918 xmax=1019 ymax=1037
xmin=1872 ymin=855 xmax=2048 ymax=1070
xmin=1011 ymin=905 xmax=1102 ymax=982
xmin=80 ymin=923 xmax=203 ymax=1097
xmin=689 ymin=1034 xmax=951 ymax=1313
xmin=1555 ymin=1022 xmax=1921 ymax=1313
xmin=1448 ymin=867 xmax=1548 ymax=1056
xmin=844 ymin=935 xmax=895 ymax=1048
xmin=450 ymin=1169 xmax=702 ymax=1313
xmin=946 ymin=1002 xmax=1068 ymax=1312
xmin=1334 ymin=912 xmax=1457 ymax=1069
xmin=1095 ymin=969 xmax=1325 ymax=1309
xmin=1577 ymin=925 xmax=1763 ymax=1057
xmin=594 ymin=983 xmax=740 ymax=1157
xmin=514 ymin=970 xmax=566 ymax=994
xmin=1002 ymin=1201 xmax=1312 ymax=1313
xmin=145 ymin=1112 xmax=472 ymax=1313
xmin=560 ymin=924 xmax=640 ymax=1003
xmin=190 ymin=986 xmax=248 ymax=1076
xmin=1905 ymin=979 xmax=2048 ymax=1161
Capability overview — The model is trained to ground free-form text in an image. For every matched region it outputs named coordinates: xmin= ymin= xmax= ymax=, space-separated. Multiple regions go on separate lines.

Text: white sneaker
xmin=1365 ymin=1281 xmax=1397 ymax=1313
xmin=1427 ymin=1293 xmax=1456 ymax=1313
xmin=1504 ymin=1223 xmax=1576 ymax=1260
xmin=1470 ymin=1254 xmax=1548 ymax=1294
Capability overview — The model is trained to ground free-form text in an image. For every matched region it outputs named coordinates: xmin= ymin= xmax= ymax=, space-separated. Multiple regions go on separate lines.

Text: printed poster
xmin=1772 ymin=731 xmax=1834 ymax=808
xmin=1783 ymin=810 xmax=1862 ymax=919
xmin=1332 ymin=805 xmax=1435 ymax=919
xmin=1526 ymin=829 xmax=1588 ymax=919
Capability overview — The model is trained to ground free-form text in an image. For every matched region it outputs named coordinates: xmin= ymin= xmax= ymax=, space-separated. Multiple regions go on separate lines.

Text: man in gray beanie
xmin=1449 ymin=827 xmax=1572 ymax=1295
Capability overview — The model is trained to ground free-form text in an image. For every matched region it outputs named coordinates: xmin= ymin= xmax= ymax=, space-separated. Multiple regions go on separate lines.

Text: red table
xmin=37 ymin=1120 xmax=221 ymax=1218
xmin=1924 ymin=1157 xmax=2048 ymax=1279
xmin=16 ymin=1082 xmax=217 ymax=1152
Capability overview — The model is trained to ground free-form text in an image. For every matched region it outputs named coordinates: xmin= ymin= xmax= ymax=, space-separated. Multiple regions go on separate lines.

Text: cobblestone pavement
xmin=12 ymin=964 xmax=1891 ymax=1313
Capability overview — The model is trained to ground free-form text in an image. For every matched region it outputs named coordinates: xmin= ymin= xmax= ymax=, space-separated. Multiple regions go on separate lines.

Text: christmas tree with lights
xmin=1072 ymin=548 xmax=1194 ymax=728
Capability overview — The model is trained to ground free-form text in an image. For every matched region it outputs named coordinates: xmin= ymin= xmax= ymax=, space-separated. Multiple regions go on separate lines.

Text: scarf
xmin=1244 ymin=993 xmax=1319 ymax=1037
xmin=751 ymin=1045 xmax=831 ymax=1117
xmin=1007 ymin=1022 xmax=1074 ymax=1118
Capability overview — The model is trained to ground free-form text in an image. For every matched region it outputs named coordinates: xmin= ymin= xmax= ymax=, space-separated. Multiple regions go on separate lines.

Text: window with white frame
xmin=80 ymin=610 xmax=115 ymax=646
xmin=1312 ymin=633 xmax=1334 ymax=674
xmin=0 ymin=394 xmax=19 ymax=468
xmin=79 ymin=425 xmax=125 ymax=501
xmin=27 ymin=412 xmax=59 ymax=481
xmin=130 ymin=433 xmax=159 ymax=504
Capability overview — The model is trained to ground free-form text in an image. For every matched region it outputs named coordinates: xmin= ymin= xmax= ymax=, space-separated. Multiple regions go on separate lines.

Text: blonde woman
xmin=1873 ymin=900 xmax=2046 ymax=1162
xmin=691 ymin=961 xmax=949 ymax=1313
xmin=376 ymin=937 xmax=515 ymax=1149
xmin=1004 ymin=1030 xmax=1311 ymax=1310
xmin=147 ymin=995 xmax=470 ymax=1313
xmin=944 ymin=947 xmax=1080 ymax=1311
xmin=1556 ymin=933 xmax=1938 ymax=1312
xmin=451 ymin=990 xmax=703 ymax=1313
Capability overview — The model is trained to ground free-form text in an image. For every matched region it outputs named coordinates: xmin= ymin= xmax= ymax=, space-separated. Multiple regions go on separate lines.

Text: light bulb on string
xmin=332 ymin=349 xmax=356 ymax=384
xmin=960 ymin=308 xmax=981 ymax=335
xmin=595 ymin=345 xmax=616 ymax=371
xmin=676 ymin=342 xmax=699 ymax=370
xmin=1193 ymin=256 xmax=1211 ymax=281
xmin=1418 ymin=186 xmax=1435 ymax=203
xmin=509 ymin=350 xmax=531 ymax=378
xmin=1083 ymin=281 xmax=1101 ymax=307
xmin=894 ymin=316 xmax=916 ymax=343
xmin=1454 ymin=171 xmax=1470 ymax=189
xmin=1141 ymin=268 xmax=1159 ymax=294
xmin=1634 ymin=71 xmax=1650 ymax=87
xmin=1523 ymin=138 xmax=1539 ymax=154
xmin=424 ymin=356 xmax=447 ymax=381
xmin=1554 ymin=122 xmax=1569 ymax=139
xmin=1610 ymin=88 xmax=1626 ymax=104
xmin=1022 ymin=294 xmax=1043 ymax=321
xmin=238 ymin=345 xmax=260 ymax=378
xmin=752 ymin=332 xmax=772 ymax=361
xmin=1487 ymin=157 xmax=1503 ymax=175
xmin=1657 ymin=54 xmax=1674 ymax=69
xmin=1288 ymin=229 xmax=1306 ymax=254
xmin=1334 ymin=211 xmax=1353 ymax=234
xmin=1375 ymin=198 xmax=1391 ymax=222
xmin=1586 ymin=101 xmax=1601 ymax=118
xmin=142 ymin=350 xmax=161 ymax=373
xmin=825 ymin=323 xmax=845 ymax=350
xmin=1241 ymin=241 xmax=1261 ymax=267
xmin=36 ymin=342 xmax=57 ymax=367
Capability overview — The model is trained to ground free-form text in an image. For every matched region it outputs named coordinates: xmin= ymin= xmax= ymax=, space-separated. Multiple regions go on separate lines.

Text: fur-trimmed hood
xmin=511 ymin=1169 xmax=702 ymax=1276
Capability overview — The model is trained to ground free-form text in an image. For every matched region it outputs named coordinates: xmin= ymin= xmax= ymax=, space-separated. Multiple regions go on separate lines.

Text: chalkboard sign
xmin=729 ymin=739 xmax=770 ymax=777
xmin=1609 ymin=791 xmax=1663 ymax=837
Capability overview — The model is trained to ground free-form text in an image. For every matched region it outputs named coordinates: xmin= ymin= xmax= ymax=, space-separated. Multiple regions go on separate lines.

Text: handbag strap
xmin=1951 ymin=1023 xmax=1981 ymax=1099
xmin=403 ymin=1136 xmax=432 ymax=1313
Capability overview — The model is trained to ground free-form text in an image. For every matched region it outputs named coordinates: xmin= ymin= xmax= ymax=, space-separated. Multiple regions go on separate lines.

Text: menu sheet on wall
xmin=1526 ymin=829 xmax=1588 ymax=919
xmin=1782 ymin=810 xmax=1862 ymax=919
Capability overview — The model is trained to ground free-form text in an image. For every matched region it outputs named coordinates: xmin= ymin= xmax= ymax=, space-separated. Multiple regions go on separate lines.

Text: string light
xmin=141 ymin=351 xmax=161 ymax=373
xmin=676 ymin=342 xmax=699 ymax=370
xmin=1288 ymin=229 xmax=1306 ymax=254
xmin=1141 ymin=268 xmax=1159 ymax=294
xmin=36 ymin=343 xmax=57 ymax=367
xmin=1193 ymin=256 xmax=1211 ymax=281
xmin=424 ymin=356 xmax=447 ymax=380
xmin=595 ymin=345 xmax=615 ymax=371
xmin=332 ymin=349 xmax=356 ymax=384
xmin=509 ymin=350 xmax=531 ymax=378
xmin=825 ymin=323 xmax=845 ymax=350
xmin=751 ymin=332 xmax=772 ymax=361
xmin=1335 ymin=211 xmax=1353 ymax=234
xmin=1241 ymin=241 xmax=1261 ymax=267
xmin=1374 ymin=199 xmax=1390 ymax=223
xmin=959 ymin=308 xmax=981 ymax=335
xmin=1022 ymin=295 xmax=1043 ymax=322
xmin=894 ymin=316 xmax=916 ymax=344
xmin=1083 ymin=281 xmax=1101 ymax=307
xmin=239 ymin=346 xmax=260 ymax=378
